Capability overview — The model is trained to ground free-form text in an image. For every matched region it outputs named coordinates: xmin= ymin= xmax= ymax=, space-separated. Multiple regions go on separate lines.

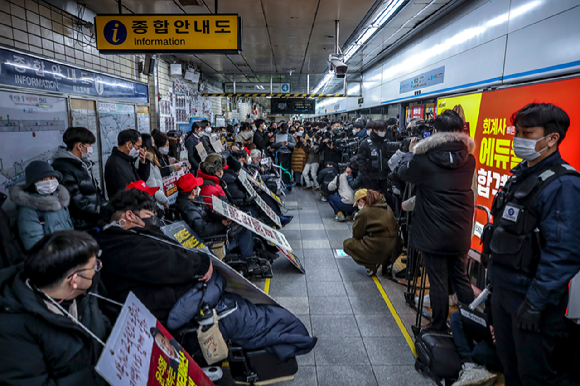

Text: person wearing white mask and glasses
xmin=52 ymin=127 xmax=106 ymax=230
xmin=10 ymin=160 xmax=73 ymax=250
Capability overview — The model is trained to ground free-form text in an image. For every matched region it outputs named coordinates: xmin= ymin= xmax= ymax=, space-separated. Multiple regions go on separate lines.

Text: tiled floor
xmin=257 ymin=187 xmax=435 ymax=386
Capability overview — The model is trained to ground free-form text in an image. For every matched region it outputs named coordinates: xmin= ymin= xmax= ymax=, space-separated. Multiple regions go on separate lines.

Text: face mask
xmin=352 ymin=129 xmax=358 ymax=135
xmin=159 ymin=146 xmax=170 ymax=155
xmin=252 ymin=126 xmax=257 ymax=131
xmin=357 ymin=204 xmax=364 ymax=210
xmin=137 ymin=214 xmax=160 ymax=230
xmin=205 ymin=127 xmax=212 ymax=133
xmin=128 ymin=144 xmax=140 ymax=159
xmin=378 ymin=132 xmax=386 ymax=138
xmin=81 ymin=145 xmax=93 ymax=161
xmin=512 ymin=135 xmax=549 ymax=161
xmin=298 ymin=131 xmax=304 ymax=136
xmin=35 ymin=179 xmax=59 ymax=195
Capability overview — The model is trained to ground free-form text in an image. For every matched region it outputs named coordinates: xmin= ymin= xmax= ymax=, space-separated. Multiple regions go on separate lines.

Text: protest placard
xmin=277 ymin=246 xmax=305 ymax=274
xmin=160 ymin=221 xmax=279 ymax=306
xmin=95 ymin=292 xmax=214 ymax=386
xmin=210 ymin=140 xmax=223 ymax=153
xmin=238 ymin=171 xmax=281 ymax=228
xmin=245 ymin=172 xmax=283 ymax=206
xmin=196 ymin=142 xmax=207 ymax=162
xmin=275 ymin=133 xmax=288 ymax=144
xmin=211 ymin=196 xmax=292 ymax=251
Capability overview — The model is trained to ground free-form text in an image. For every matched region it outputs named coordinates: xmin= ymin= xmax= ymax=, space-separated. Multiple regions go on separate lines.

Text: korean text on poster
xmin=238 ymin=171 xmax=281 ymax=227
xmin=95 ymin=292 xmax=214 ymax=386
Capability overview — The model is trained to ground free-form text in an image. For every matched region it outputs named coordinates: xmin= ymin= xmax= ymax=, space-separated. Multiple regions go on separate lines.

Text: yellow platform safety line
xmin=372 ymin=276 xmax=417 ymax=358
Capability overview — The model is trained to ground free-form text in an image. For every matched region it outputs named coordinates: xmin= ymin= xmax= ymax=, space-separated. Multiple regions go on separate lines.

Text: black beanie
xmin=227 ymin=155 xmax=242 ymax=173
xmin=24 ymin=161 xmax=62 ymax=190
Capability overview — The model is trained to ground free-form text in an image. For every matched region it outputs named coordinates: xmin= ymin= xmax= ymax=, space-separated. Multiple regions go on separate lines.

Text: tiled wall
xmin=0 ymin=0 xmax=147 ymax=83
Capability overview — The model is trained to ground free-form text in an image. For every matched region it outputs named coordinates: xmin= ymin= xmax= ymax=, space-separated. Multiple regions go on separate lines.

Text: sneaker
xmin=415 ymin=294 xmax=431 ymax=308
xmin=321 ymin=196 xmax=328 ymax=202
xmin=452 ymin=363 xmax=497 ymax=386
xmin=202 ymin=366 xmax=223 ymax=381
xmin=336 ymin=211 xmax=346 ymax=222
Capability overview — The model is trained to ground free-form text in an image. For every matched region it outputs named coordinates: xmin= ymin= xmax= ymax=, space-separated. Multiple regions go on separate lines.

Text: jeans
xmin=303 ymin=163 xmax=319 ymax=188
xmin=491 ymin=286 xmax=568 ymax=386
xmin=227 ymin=227 xmax=254 ymax=259
xmin=449 ymin=311 xmax=503 ymax=371
xmin=422 ymin=252 xmax=474 ymax=331
xmin=328 ymin=193 xmax=355 ymax=215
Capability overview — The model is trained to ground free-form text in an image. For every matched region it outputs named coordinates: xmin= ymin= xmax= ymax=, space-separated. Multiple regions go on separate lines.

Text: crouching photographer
xmin=396 ymin=110 xmax=476 ymax=332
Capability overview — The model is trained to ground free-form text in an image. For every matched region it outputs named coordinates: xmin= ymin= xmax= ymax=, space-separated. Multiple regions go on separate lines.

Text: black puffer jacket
xmin=175 ymin=193 xmax=226 ymax=238
xmin=94 ymin=226 xmax=210 ymax=323
xmin=253 ymin=129 xmax=269 ymax=151
xmin=52 ymin=148 xmax=106 ymax=230
xmin=397 ymin=131 xmax=476 ymax=256
xmin=104 ymin=148 xmax=150 ymax=199
xmin=221 ymin=169 xmax=248 ymax=204
xmin=0 ymin=266 xmax=108 ymax=386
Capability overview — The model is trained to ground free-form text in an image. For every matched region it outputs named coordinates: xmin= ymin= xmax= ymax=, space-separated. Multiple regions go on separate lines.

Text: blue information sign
xmin=399 ymin=66 xmax=445 ymax=94
xmin=0 ymin=48 xmax=148 ymax=103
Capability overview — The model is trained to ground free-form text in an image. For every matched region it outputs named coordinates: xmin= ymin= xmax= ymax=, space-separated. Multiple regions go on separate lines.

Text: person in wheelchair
xmin=94 ymin=188 xmax=213 ymax=324
xmin=175 ymin=173 xmax=255 ymax=262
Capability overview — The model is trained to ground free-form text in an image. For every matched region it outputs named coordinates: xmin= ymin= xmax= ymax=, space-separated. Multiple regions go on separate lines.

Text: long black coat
xmin=52 ymin=148 xmax=106 ymax=230
xmin=221 ymin=169 xmax=248 ymax=204
xmin=253 ymin=129 xmax=269 ymax=151
xmin=104 ymin=148 xmax=150 ymax=199
xmin=185 ymin=133 xmax=202 ymax=171
xmin=0 ymin=266 xmax=108 ymax=386
xmin=397 ymin=131 xmax=476 ymax=256
xmin=175 ymin=193 xmax=226 ymax=238
xmin=94 ymin=226 xmax=210 ymax=323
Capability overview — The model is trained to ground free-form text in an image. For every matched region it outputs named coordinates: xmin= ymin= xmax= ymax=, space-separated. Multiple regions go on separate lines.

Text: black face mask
xmin=137 ymin=214 xmax=160 ymax=231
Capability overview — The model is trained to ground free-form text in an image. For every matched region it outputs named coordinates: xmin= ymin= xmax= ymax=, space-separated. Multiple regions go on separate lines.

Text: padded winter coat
xmin=0 ymin=266 xmax=109 ymax=386
xmin=343 ymin=202 xmax=398 ymax=270
xmin=52 ymin=147 xmax=105 ymax=230
xmin=221 ymin=168 xmax=248 ymax=205
xmin=197 ymin=170 xmax=227 ymax=208
xmin=143 ymin=155 xmax=169 ymax=209
xmin=292 ymin=146 xmax=308 ymax=173
xmin=10 ymin=182 xmax=73 ymax=250
xmin=397 ymin=131 xmax=476 ymax=256
xmin=176 ymin=193 xmax=226 ymax=238
xmin=168 ymin=271 xmax=317 ymax=361
xmin=328 ymin=173 xmax=355 ymax=205
xmin=104 ymin=147 xmax=150 ymax=199
xmin=94 ymin=226 xmax=210 ymax=323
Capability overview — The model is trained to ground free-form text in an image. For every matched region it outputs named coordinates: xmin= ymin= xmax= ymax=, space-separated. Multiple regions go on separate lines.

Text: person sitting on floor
xmin=343 ymin=189 xmax=398 ymax=276
xmin=0 ymin=230 xmax=109 ymax=386
xmin=94 ymin=188 xmax=212 ymax=323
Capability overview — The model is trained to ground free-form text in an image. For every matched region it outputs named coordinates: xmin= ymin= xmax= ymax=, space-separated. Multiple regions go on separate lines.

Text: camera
xmin=329 ymin=54 xmax=348 ymax=79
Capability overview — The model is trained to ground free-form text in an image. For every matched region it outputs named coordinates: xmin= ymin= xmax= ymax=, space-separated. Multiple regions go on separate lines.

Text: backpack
xmin=414 ymin=330 xmax=462 ymax=386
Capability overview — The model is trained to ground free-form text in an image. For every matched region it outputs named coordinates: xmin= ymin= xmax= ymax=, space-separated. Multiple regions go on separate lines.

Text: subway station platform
xmin=240 ymin=187 xmax=435 ymax=386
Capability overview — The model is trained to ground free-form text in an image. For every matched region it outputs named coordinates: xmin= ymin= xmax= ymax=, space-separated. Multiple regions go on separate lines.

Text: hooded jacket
xmin=317 ymin=163 xmax=339 ymax=195
xmin=253 ymin=129 xmax=269 ymax=151
xmin=51 ymin=147 xmax=105 ymax=230
xmin=328 ymin=173 xmax=355 ymax=205
xmin=94 ymin=226 xmax=210 ymax=323
xmin=221 ymin=168 xmax=248 ymax=204
xmin=197 ymin=170 xmax=227 ymax=208
xmin=104 ymin=147 xmax=150 ymax=199
xmin=10 ymin=182 xmax=74 ymax=250
xmin=397 ymin=131 xmax=476 ymax=255
xmin=0 ymin=266 xmax=108 ymax=386
xmin=176 ymin=194 xmax=226 ymax=238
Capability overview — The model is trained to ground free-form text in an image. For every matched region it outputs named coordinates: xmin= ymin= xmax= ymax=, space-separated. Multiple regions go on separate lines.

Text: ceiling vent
xmin=177 ymin=0 xmax=202 ymax=6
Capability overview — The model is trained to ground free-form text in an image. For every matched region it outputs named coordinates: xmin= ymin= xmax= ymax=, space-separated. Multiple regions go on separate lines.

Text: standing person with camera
xmin=484 ymin=103 xmax=580 ymax=386
xmin=356 ymin=121 xmax=399 ymax=202
xmin=396 ymin=110 xmax=475 ymax=332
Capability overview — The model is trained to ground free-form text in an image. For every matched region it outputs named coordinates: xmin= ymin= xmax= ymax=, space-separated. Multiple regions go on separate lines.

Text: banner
xmin=160 ymin=221 xmax=278 ymax=306
xmin=436 ymin=93 xmax=483 ymax=138
xmin=238 ymin=171 xmax=281 ymax=227
xmin=95 ymin=292 xmax=214 ymax=386
xmin=211 ymin=196 xmax=292 ymax=251
xmin=277 ymin=246 xmax=305 ymax=274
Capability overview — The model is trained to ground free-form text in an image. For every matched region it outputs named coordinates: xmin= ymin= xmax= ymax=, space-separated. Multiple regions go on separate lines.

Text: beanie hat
xmin=227 ymin=155 xmax=242 ymax=173
xmin=24 ymin=161 xmax=62 ymax=190
xmin=200 ymin=153 xmax=226 ymax=176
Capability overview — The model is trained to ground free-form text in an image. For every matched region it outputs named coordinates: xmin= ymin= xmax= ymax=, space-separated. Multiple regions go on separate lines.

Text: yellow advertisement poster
xmin=95 ymin=14 xmax=241 ymax=54
xmin=436 ymin=93 xmax=483 ymax=138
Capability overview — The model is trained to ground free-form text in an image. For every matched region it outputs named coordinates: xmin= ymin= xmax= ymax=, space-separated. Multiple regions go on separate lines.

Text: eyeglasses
xmin=67 ymin=256 xmax=103 ymax=279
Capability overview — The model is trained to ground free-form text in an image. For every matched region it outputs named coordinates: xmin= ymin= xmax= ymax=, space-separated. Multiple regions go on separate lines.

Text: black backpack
xmin=414 ymin=330 xmax=462 ymax=386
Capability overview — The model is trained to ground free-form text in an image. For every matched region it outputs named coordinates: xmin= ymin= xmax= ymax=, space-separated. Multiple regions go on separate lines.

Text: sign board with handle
xmin=196 ymin=142 xmax=208 ymax=162
xmin=238 ymin=170 xmax=281 ymax=228
xmin=211 ymin=195 xmax=292 ymax=251
xmin=246 ymin=172 xmax=283 ymax=207
xmin=95 ymin=292 xmax=214 ymax=386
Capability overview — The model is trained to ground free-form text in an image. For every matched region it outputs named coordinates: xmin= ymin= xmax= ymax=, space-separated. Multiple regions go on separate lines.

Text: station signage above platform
xmin=95 ymin=14 xmax=242 ymax=54
xmin=0 ymin=48 xmax=148 ymax=103
xmin=225 ymin=82 xmax=290 ymax=94
xmin=400 ymin=66 xmax=445 ymax=94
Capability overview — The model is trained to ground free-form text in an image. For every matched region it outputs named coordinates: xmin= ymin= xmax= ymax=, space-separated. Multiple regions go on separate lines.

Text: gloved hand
xmin=516 ymin=299 xmax=541 ymax=332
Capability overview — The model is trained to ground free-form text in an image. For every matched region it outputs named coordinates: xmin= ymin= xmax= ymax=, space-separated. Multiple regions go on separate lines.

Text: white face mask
xmin=352 ymin=129 xmax=358 ymax=135
xmin=81 ymin=144 xmax=93 ymax=161
xmin=128 ymin=145 xmax=140 ymax=159
xmin=512 ymin=135 xmax=549 ymax=161
xmin=35 ymin=179 xmax=59 ymax=195
xmin=159 ymin=146 xmax=170 ymax=155
xmin=357 ymin=204 xmax=364 ymax=210
xmin=378 ymin=132 xmax=386 ymax=138
xmin=205 ymin=127 xmax=212 ymax=133
xmin=298 ymin=131 xmax=304 ymax=136
xmin=252 ymin=126 xmax=257 ymax=131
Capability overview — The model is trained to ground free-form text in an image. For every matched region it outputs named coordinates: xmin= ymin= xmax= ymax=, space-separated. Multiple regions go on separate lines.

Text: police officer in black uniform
xmin=484 ymin=103 xmax=580 ymax=386
xmin=356 ymin=120 xmax=400 ymax=202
